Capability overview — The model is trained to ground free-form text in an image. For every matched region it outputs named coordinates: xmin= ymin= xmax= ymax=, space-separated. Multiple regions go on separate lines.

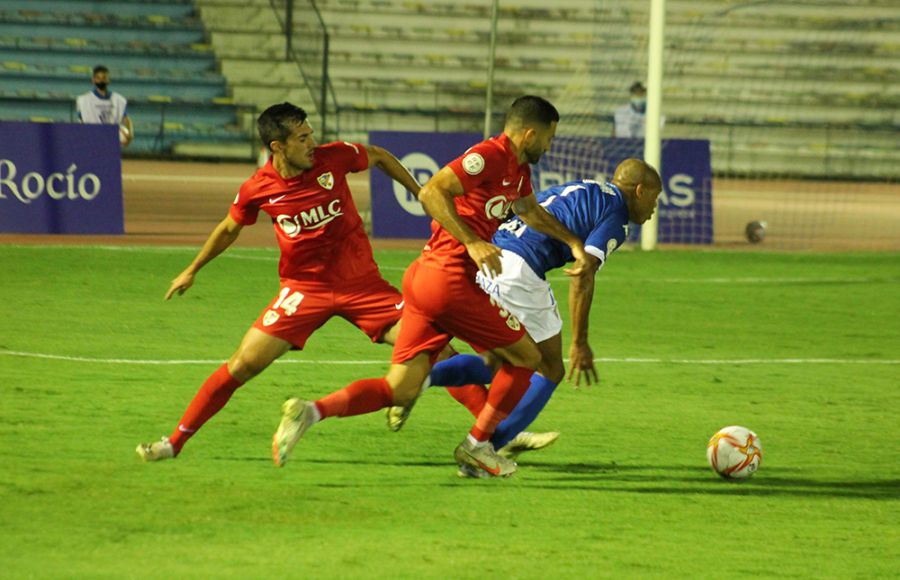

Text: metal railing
xmin=268 ymin=0 xmax=340 ymax=140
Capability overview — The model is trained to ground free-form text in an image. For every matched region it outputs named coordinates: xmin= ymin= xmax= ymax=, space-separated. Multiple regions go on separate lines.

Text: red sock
xmin=168 ymin=364 xmax=243 ymax=455
xmin=469 ymin=365 xmax=533 ymax=442
xmin=315 ymin=378 xmax=394 ymax=419
xmin=446 ymin=384 xmax=488 ymax=417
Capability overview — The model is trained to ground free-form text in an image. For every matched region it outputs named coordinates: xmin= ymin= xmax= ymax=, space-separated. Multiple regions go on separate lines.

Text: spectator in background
xmin=613 ymin=81 xmax=664 ymax=138
xmin=76 ymin=65 xmax=133 ymax=147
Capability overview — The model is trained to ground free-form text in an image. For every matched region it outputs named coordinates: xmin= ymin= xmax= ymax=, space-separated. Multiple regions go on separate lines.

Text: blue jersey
xmin=493 ymin=180 xmax=629 ymax=279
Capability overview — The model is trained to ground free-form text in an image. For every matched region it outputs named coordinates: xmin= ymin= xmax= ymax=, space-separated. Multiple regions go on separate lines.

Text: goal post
xmin=641 ymin=0 xmax=666 ymax=251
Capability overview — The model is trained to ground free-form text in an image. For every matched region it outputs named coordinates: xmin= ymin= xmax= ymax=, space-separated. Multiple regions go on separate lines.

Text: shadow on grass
xmin=524 ymin=461 xmax=900 ymax=499
xmin=211 ymin=456 xmax=899 ymax=499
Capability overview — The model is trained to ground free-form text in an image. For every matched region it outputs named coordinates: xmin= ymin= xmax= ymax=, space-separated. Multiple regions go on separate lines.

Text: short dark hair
xmin=92 ymin=65 xmax=109 ymax=76
xmin=629 ymin=81 xmax=646 ymax=94
xmin=505 ymin=95 xmax=559 ymax=129
xmin=257 ymin=102 xmax=308 ymax=151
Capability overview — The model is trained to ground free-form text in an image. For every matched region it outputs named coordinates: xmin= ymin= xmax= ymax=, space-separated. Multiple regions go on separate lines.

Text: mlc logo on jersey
xmin=317 ymin=172 xmax=334 ymax=190
xmin=484 ymin=195 xmax=512 ymax=220
xmin=276 ymin=200 xmax=343 ymax=237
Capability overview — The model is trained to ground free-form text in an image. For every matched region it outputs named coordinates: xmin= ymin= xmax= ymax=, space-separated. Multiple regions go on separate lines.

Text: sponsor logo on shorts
xmin=317 ymin=172 xmax=334 ymax=190
xmin=607 ymin=238 xmax=618 ymax=255
xmin=394 ymin=300 xmax=405 ymax=310
xmin=263 ymin=309 xmax=280 ymax=326
xmin=462 ymin=153 xmax=485 ymax=175
xmin=502 ymin=178 xmax=512 ymax=186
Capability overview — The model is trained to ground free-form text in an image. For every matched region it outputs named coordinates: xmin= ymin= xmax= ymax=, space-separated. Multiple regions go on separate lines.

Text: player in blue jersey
xmin=386 ymin=158 xmax=662 ymax=474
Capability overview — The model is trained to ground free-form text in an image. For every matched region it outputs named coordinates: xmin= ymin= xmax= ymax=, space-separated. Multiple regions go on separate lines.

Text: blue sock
xmin=429 ymin=354 xmax=494 ymax=387
xmin=491 ymin=374 xmax=558 ymax=449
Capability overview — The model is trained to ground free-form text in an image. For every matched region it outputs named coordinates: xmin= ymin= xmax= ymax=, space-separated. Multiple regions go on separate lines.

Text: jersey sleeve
xmin=322 ymin=142 xmax=369 ymax=173
xmin=229 ymin=181 xmax=260 ymax=226
xmin=447 ymin=140 xmax=506 ymax=192
xmin=584 ymin=217 xmax=627 ymax=264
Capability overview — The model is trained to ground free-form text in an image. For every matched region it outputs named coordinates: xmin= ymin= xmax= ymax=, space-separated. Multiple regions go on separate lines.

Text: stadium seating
xmin=4 ymin=0 xmax=894 ymax=175
xmin=0 ymin=0 xmax=254 ymax=157
xmin=231 ymin=0 xmax=897 ymax=178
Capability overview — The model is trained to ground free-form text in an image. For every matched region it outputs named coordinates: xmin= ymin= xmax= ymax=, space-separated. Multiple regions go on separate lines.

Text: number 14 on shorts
xmin=273 ymin=287 xmax=305 ymax=315
xmin=263 ymin=287 xmax=305 ymax=327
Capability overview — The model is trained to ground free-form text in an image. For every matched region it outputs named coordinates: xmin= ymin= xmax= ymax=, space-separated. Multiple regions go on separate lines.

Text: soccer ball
xmin=707 ymin=425 xmax=763 ymax=479
xmin=745 ymin=220 xmax=767 ymax=243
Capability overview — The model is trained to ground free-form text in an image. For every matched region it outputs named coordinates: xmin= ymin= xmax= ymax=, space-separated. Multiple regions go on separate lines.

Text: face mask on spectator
xmin=630 ymin=97 xmax=646 ymax=113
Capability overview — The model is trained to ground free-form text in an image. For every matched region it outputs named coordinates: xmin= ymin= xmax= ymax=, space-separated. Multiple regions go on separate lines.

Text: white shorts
xmin=475 ymin=250 xmax=563 ymax=343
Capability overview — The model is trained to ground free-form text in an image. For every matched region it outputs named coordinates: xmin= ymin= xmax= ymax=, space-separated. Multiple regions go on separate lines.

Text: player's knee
xmin=228 ymin=352 xmax=268 ymax=382
xmin=509 ymin=345 xmax=542 ymax=372
xmin=541 ymin=358 xmax=565 ymax=384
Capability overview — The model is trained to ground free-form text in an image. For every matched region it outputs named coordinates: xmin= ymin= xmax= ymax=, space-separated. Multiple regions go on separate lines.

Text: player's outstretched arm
xmin=514 ymin=196 xmax=590 ymax=277
xmin=567 ymin=253 xmax=600 ymax=387
xmin=365 ymin=145 xmax=421 ymax=198
xmin=165 ymin=215 xmax=243 ymax=300
xmin=419 ymin=167 xmax=502 ymax=276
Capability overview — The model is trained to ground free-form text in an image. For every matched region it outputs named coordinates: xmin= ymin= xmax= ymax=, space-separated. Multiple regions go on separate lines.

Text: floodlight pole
xmin=483 ymin=0 xmax=500 ymax=138
xmin=641 ymin=0 xmax=665 ymax=251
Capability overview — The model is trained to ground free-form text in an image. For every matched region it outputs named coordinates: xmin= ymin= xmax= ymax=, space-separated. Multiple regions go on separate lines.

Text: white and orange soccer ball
xmin=706 ymin=425 xmax=763 ymax=479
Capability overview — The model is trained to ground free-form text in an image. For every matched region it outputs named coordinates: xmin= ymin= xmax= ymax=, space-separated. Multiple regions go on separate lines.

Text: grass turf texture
xmin=1 ymin=245 xmax=898 ymax=578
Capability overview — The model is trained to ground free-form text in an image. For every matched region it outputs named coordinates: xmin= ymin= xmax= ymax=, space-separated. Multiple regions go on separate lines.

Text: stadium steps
xmin=0 ymin=0 xmax=256 ymax=159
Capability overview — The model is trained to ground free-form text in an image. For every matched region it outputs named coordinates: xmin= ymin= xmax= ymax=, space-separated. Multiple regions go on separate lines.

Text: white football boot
xmin=498 ymin=431 xmax=560 ymax=459
xmin=385 ymin=376 xmax=430 ymax=432
xmin=454 ymin=438 xmax=517 ymax=478
xmin=272 ymin=398 xmax=317 ymax=467
xmin=136 ymin=437 xmax=174 ymax=462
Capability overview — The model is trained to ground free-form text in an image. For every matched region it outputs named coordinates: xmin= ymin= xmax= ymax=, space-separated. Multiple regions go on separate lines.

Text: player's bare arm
xmin=566 ymin=253 xmax=600 ymax=387
xmin=165 ymin=215 xmax=243 ymax=300
xmin=513 ymin=195 xmax=590 ymax=277
xmin=365 ymin=145 xmax=421 ymax=197
xmin=419 ymin=166 xmax=503 ymax=276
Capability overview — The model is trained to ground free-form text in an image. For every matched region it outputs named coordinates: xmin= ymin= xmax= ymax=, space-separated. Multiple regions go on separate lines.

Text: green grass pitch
xmin=1 ymin=245 xmax=898 ymax=578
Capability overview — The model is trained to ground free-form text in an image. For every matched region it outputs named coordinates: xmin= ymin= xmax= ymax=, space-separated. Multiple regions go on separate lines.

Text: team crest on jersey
xmin=317 ymin=172 xmax=334 ymax=190
xmin=263 ymin=309 xmax=280 ymax=326
xmin=462 ymin=153 xmax=485 ymax=175
xmin=607 ymin=238 xmax=618 ymax=255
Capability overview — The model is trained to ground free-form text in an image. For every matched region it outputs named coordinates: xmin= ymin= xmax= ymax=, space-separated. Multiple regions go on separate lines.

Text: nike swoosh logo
xmin=268 ymin=195 xmax=287 ymax=204
xmin=475 ymin=459 xmax=502 ymax=476
xmin=394 ymin=300 xmax=405 ymax=310
xmin=502 ymin=178 xmax=512 ymax=186
xmin=177 ymin=425 xmax=196 ymax=433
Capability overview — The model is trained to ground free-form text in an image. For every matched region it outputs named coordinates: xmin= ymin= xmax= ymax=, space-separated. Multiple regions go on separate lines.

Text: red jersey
xmin=230 ymin=142 xmax=377 ymax=286
xmin=420 ymin=133 xmax=533 ymax=274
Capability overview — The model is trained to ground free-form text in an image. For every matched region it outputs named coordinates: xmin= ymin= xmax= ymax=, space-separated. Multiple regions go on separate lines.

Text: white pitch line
xmin=123 ymin=173 xmax=246 ymax=184
xmin=2 ymin=246 xmax=896 ymax=283
xmin=1 ymin=350 xmax=897 ymax=366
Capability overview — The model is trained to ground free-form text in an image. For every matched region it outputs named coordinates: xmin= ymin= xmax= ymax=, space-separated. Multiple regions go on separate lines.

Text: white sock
xmin=467 ymin=434 xmax=486 ymax=447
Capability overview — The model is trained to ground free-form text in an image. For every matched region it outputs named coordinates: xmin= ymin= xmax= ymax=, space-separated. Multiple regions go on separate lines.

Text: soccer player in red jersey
xmin=136 ymin=102 xmax=421 ymax=461
xmin=273 ymin=96 xmax=590 ymax=477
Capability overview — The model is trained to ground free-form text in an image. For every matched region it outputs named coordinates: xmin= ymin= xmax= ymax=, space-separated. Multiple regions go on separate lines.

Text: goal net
xmin=545 ymin=0 xmax=899 ymax=250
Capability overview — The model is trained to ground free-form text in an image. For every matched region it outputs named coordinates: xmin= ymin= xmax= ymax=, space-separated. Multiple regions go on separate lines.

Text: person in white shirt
xmin=612 ymin=81 xmax=664 ymax=138
xmin=76 ymin=65 xmax=134 ymax=147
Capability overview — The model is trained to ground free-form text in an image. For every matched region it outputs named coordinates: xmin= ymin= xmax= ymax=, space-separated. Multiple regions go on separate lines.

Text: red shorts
xmin=391 ymin=260 xmax=526 ymax=364
xmin=252 ymin=275 xmax=403 ymax=349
